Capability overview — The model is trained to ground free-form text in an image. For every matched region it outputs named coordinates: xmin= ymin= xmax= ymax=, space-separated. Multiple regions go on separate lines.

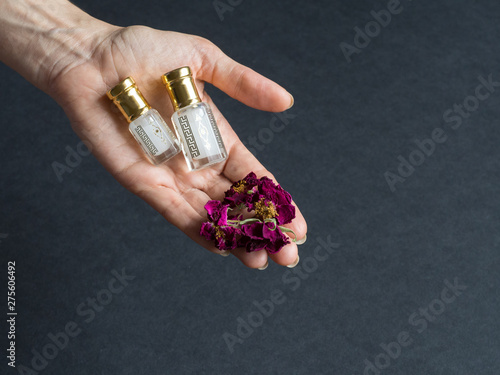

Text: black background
xmin=2 ymin=0 xmax=500 ymax=374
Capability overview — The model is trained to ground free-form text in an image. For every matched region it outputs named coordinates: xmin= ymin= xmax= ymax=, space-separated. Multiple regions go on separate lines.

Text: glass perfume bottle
xmin=162 ymin=67 xmax=227 ymax=171
xmin=107 ymin=77 xmax=181 ymax=165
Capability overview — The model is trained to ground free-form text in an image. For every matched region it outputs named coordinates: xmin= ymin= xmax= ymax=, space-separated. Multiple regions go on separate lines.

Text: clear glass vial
xmin=162 ymin=67 xmax=227 ymax=171
xmin=107 ymin=77 xmax=181 ymax=165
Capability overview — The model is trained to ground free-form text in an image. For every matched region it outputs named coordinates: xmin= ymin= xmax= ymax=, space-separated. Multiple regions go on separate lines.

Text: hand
xmin=2 ymin=2 xmax=308 ymax=268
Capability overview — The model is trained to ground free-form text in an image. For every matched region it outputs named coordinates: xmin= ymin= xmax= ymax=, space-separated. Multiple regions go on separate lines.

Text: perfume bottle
xmin=107 ymin=77 xmax=181 ymax=165
xmin=162 ymin=67 xmax=227 ymax=171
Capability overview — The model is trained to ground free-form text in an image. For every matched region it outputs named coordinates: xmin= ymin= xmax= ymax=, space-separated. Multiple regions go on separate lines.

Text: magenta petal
xmin=201 ymin=221 xmax=239 ymax=251
xmin=237 ymin=236 xmax=251 ymax=249
xmin=204 ymin=200 xmax=229 ymax=226
xmin=204 ymin=200 xmax=221 ymax=217
xmin=216 ymin=226 xmax=238 ymax=250
xmin=262 ymin=222 xmax=290 ymax=253
xmin=244 ymin=172 xmax=259 ymax=187
xmin=262 ymin=222 xmax=279 ymax=240
xmin=200 ymin=222 xmax=216 ymax=241
xmin=219 ymin=206 xmax=229 ymax=226
xmin=276 ymin=189 xmax=292 ymax=205
xmin=276 ymin=204 xmax=295 ymax=225
xmin=247 ymin=240 xmax=268 ymax=252
xmin=260 ymin=182 xmax=292 ymax=205
xmin=265 ymin=236 xmax=289 ymax=253
xmin=223 ymin=172 xmax=260 ymax=208
xmin=241 ymin=222 xmax=264 ymax=240
xmin=259 ymin=176 xmax=273 ymax=185
xmin=239 ymin=222 xmax=290 ymax=253
xmin=224 ymin=192 xmax=252 ymax=208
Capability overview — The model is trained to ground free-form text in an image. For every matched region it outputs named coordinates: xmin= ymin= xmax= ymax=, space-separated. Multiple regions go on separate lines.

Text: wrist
xmin=0 ymin=0 xmax=117 ymax=93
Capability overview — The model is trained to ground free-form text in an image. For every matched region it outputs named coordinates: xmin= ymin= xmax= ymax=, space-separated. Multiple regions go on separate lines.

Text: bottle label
xmin=206 ymin=107 xmax=224 ymax=150
xmin=178 ymin=115 xmax=201 ymax=158
xmin=135 ymin=125 xmax=159 ymax=156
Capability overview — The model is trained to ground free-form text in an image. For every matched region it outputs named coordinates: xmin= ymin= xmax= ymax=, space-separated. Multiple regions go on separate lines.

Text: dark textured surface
xmin=2 ymin=0 xmax=500 ymax=374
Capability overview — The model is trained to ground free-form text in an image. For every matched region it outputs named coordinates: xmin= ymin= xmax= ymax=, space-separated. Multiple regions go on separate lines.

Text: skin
xmin=0 ymin=0 xmax=307 ymax=269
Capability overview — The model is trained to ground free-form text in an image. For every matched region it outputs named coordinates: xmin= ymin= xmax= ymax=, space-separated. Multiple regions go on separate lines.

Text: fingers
xmin=195 ymin=40 xmax=293 ymax=113
xmin=230 ymin=248 xmax=269 ymax=269
xmin=136 ymin=182 xmax=205 ymax=230
xmin=267 ymin=242 xmax=299 ymax=267
xmin=228 ymin=242 xmax=300 ymax=269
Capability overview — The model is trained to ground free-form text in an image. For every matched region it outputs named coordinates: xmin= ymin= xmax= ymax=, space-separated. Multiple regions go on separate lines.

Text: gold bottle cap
xmin=107 ymin=77 xmax=151 ymax=123
xmin=162 ymin=66 xmax=201 ymax=111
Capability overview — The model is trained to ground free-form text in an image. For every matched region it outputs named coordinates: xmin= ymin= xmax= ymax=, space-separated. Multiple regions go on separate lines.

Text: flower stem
xmin=227 ymin=218 xmax=262 ymax=226
xmin=279 ymin=226 xmax=297 ymax=241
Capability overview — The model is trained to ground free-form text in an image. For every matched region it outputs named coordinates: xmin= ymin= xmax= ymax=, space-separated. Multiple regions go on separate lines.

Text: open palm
xmin=49 ymin=25 xmax=307 ymax=268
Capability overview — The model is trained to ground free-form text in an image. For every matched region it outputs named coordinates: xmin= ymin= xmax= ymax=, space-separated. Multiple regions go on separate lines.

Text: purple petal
xmin=224 ymin=192 xmax=252 ymax=208
xmin=241 ymin=222 xmax=264 ymax=240
xmin=200 ymin=222 xmax=216 ymax=241
xmin=237 ymin=235 xmax=251 ymax=249
xmin=260 ymin=222 xmax=289 ymax=253
xmin=246 ymin=240 xmax=268 ymax=252
xmin=259 ymin=180 xmax=292 ymax=206
xmin=262 ymin=222 xmax=281 ymax=241
xmin=276 ymin=204 xmax=296 ymax=225
xmin=244 ymin=172 xmax=259 ymax=187
xmin=204 ymin=200 xmax=221 ymax=215
xmin=204 ymin=200 xmax=229 ymax=225
xmin=216 ymin=226 xmax=238 ymax=250
xmin=264 ymin=237 xmax=289 ymax=253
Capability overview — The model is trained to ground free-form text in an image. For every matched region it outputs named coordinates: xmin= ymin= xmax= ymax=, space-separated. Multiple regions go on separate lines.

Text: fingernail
xmin=296 ymin=234 xmax=307 ymax=245
xmin=287 ymin=255 xmax=300 ymax=268
xmin=258 ymin=261 xmax=269 ymax=271
xmin=220 ymin=250 xmax=231 ymax=257
xmin=287 ymin=93 xmax=294 ymax=109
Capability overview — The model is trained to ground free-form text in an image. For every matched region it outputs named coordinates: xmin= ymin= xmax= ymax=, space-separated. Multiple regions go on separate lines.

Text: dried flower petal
xmin=200 ymin=221 xmax=239 ymax=251
xmin=224 ymin=172 xmax=260 ymax=208
xmin=276 ymin=204 xmax=295 ymax=225
xmin=204 ymin=200 xmax=229 ymax=226
xmin=200 ymin=172 xmax=296 ymax=253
